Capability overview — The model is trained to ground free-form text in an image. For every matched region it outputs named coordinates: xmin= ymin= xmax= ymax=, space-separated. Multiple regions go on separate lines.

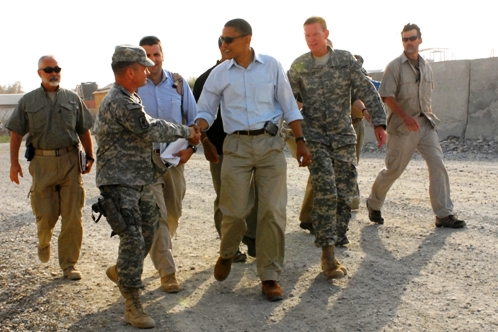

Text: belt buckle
xmin=55 ymin=149 xmax=60 ymax=156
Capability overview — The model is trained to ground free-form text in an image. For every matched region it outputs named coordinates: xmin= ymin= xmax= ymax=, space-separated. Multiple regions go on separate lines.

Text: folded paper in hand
xmin=159 ymin=138 xmax=188 ymax=167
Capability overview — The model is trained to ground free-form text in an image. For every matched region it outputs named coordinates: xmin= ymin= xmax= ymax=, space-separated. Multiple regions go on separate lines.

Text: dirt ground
xmin=1 ymin=137 xmax=498 ymax=332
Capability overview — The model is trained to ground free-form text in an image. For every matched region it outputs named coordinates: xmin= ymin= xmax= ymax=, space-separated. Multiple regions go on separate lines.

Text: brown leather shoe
xmin=63 ymin=266 xmax=82 ymax=280
xmin=261 ymin=280 xmax=283 ymax=302
xmin=161 ymin=273 xmax=180 ymax=293
xmin=214 ymin=256 xmax=234 ymax=281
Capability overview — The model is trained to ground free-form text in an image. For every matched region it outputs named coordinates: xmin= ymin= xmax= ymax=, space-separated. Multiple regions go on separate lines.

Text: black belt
xmin=352 ymin=118 xmax=362 ymax=125
xmin=233 ymin=128 xmax=265 ymax=136
xmin=153 ymin=149 xmax=160 ymax=153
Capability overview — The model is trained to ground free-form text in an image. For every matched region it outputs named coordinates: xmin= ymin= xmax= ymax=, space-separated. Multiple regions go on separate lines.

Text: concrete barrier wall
xmin=365 ymin=57 xmax=498 ymax=143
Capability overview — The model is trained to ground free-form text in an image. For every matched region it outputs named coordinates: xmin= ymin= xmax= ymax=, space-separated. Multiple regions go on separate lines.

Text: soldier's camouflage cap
xmin=112 ymin=44 xmax=155 ymax=67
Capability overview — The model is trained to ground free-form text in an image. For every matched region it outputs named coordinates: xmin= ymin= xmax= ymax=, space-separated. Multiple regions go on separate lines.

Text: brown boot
xmin=335 ymin=258 xmax=348 ymax=275
xmin=106 ymin=265 xmax=118 ymax=284
xmin=214 ymin=256 xmax=234 ymax=281
xmin=321 ymin=245 xmax=345 ymax=279
xmin=121 ymin=288 xmax=155 ymax=329
xmin=38 ymin=245 xmax=50 ymax=263
xmin=161 ymin=273 xmax=180 ymax=293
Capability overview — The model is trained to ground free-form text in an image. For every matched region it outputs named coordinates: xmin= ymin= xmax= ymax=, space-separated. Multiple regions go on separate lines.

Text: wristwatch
xmin=295 ymin=136 xmax=306 ymax=144
xmin=187 ymin=144 xmax=198 ymax=153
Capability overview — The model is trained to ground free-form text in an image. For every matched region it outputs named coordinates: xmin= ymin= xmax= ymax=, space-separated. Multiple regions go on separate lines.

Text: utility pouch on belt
xmin=264 ymin=121 xmax=278 ymax=136
xmin=92 ymin=196 xmax=128 ymax=237
xmin=25 ymin=144 xmax=34 ymax=161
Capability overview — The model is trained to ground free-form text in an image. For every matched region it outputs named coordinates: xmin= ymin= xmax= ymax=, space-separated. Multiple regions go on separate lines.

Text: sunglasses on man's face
xmin=40 ymin=66 xmax=62 ymax=74
xmin=219 ymin=35 xmax=247 ymax=44
xmin=402 ymin=36 xmax=418 ymax=42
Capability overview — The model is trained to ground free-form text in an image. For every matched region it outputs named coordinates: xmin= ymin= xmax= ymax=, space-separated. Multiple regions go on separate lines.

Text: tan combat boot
xmin=161 ymin=273 xmax=180 ymax=293
xmin=321 ymin=245 xmax=345 ymax=279
xmin=121 ymin=288 xmax=155 ymax=329
xmin=106 ymin=265 xmax=118 ymax=284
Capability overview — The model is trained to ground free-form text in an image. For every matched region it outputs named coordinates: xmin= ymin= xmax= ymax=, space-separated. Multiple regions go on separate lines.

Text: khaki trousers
xmin=209 ymin=154 xmax=258 ymax=239
xmin=149 ymin=165 xmax=185 ymax=277
xmin=220 ymin=134 xmax=287 ymax=281
xmin=29 ymin=149 xmax=84 ymax=270
xmin=368 ymin=116 xmax=454 ymax=217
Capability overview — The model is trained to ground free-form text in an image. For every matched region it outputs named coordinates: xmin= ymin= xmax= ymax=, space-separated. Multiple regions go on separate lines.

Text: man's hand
xmin=202 ymin=138 xmax=219 ymax=164
xmin=402 ymin=114 xmax=420 ymax=132
xmin=374 ymin=126 xmax=387 ymax=148
xmin=296 ymin=141 xmax=311 ymax=167
xmin=10 ymin=162 xmax=23 ymax=184
xmin=173 ymin=147 xmax=194 ymax=165
xmin=82 ymin=159 xmax=94 ymax=175
xmin=188 ymin=125 xmax=201 ymax=145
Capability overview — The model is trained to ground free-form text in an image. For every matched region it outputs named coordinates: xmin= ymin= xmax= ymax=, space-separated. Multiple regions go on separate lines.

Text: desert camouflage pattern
xmin=307 ymin=143 xmax=357 ymax=247
xmin=99 ymin=185 xmax=159 ymax=289
xmin=93 ymin=83 xmax=190 ymax=186
xmin=288 ymin=47 xmax=386 ymax=147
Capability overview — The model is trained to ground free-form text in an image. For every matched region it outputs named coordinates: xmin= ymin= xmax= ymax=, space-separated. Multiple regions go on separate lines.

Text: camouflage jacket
xmin=94 ymin=83 xmax=191 ymax=186
xmin=288 ymin=47 xmax=386 ymax=148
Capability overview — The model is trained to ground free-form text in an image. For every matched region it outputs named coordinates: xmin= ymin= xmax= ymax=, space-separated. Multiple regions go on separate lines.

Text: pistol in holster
xmin=92 ymin=196 xmax=128 ymax=237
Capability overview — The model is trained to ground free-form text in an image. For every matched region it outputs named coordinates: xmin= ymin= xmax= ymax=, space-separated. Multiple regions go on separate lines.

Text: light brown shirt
xmin=379 ymin=53 xmax=440 ymax=134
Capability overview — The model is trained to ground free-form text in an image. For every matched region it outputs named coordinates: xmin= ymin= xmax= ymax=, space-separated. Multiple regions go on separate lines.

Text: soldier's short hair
xmin=111 ymin=61 xmax=137 ymax=76
xmin=225 ymin=19 xmax=252 ymax=36
xmin=402 ymin=23 xmax=421 ymax=38
xmin=139 ymin=36 xmax=163 ymax=53
xmin=304 ymin=16 xmax=327 ymax=31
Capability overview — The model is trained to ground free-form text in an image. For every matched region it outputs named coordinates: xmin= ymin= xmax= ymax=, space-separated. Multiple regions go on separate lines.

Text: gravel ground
xmin=1 ymin=138 xmax=497 ymax=332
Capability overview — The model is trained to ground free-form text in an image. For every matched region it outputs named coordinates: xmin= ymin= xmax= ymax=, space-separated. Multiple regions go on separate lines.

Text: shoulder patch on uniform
xmin=126 ymin=103 xmax=142 ymax=111
xmin=138 ymin=115 xmax=149 ymax=129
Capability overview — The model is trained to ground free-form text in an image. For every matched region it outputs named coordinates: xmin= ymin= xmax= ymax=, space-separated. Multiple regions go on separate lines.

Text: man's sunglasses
xmin=402 ymin=36 xmax=418 ymax=42
xmin=40 ymin=66 xmax=62 ymax=73
xmin=219 ymin=35 xmax=247 ymax=44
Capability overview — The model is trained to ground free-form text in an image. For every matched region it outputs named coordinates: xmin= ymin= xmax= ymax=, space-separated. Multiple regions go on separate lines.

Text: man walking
xmin=94 ymin=44 xmax=199 ymax=328
xmin=366 ymin=23 xmax=465 ymax=229
xmin=137 ymin=36 xmax=198 ymax=293
xmin=288 ymin=16 xmax=387 ymax=279
xmin=7 ymin=55 xmax=94 ymax=280
xmin=192 ymin=38 xmax=257 ymax=261
xmin=195 ymin=18 xmax=310 ymax=301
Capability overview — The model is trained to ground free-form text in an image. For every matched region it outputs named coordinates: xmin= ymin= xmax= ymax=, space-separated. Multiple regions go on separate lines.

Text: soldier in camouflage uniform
xmin=93 ymin=44 xmax=200 ymax=329
xmin=288 ymin=16 xmax=387 ymax=279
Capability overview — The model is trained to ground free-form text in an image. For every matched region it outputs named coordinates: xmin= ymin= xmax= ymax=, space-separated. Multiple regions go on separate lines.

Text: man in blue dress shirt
xmin=137 ymin=36 xmax=198 ymax=293
xmin=195 ymin=18 xmax=311 ymax=302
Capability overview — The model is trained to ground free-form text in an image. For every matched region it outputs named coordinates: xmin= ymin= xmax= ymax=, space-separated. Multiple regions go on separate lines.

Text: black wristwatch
xmin=295 ymin=136 xmax=306 ymax=144
xmin=187 ymin=144 xmax=198 ymax=153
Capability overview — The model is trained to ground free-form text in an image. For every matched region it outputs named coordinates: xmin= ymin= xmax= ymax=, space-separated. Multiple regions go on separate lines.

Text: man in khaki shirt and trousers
xmin=7 ymin=55 xmax=95 ymax=280
xmin=366 ymin=23 xmax=465 ymax=229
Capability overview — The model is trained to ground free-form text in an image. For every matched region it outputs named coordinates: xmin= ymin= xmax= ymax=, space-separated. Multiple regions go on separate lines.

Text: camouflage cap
xmin=112 ymin=44 xmax=155 ymax=67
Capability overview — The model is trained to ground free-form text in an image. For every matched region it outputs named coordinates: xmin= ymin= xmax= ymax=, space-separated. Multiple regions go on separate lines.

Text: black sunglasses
xmin=402 ymin=36 xmax=418 ymax=42
xmin=40 ymin=66 xmax=62 ymax=74
xmin=219 ymin=35 xmax=247 ymax=44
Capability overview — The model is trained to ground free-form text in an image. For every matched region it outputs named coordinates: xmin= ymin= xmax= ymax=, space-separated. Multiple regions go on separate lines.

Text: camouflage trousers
xmin=99 ymin=185 xmax=159 ymax=290
xmin=307 ymin=142 xmax=357 ymax=247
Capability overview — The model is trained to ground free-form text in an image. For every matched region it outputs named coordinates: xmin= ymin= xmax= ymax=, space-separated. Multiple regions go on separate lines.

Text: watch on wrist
xmin=188 ymin=144 xmax=198 ymax=153
xmin=295 ymin=136 xmax=306 ymax=144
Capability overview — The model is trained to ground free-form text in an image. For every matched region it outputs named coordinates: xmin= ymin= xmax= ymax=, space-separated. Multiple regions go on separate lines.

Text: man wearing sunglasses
xmin=195 ymin=18 xmax=310 ymax=302
xmin=366 ymin=23 xmax=466 ymax=229
xmin=6 ymin=55 xmax=94 ymax=280
xmin=288 ymin=16 xmax=387 ymax=280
